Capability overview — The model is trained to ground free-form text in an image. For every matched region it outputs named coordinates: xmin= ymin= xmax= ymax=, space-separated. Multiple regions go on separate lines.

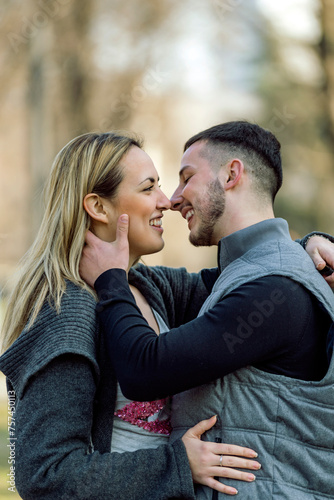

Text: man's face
xmin=170 ymin=141 xmax=226 ymax=246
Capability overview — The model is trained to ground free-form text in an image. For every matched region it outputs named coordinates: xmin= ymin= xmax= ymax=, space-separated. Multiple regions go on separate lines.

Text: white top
xmin=110 ymin=310 xmax=171 ymax=453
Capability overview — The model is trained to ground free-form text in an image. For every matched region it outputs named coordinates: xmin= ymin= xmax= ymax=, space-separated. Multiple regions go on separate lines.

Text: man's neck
xmin=217 ymin=217 xmax=290 ymax=272
xmin=214 ymin=207 xmax=275 ymax=243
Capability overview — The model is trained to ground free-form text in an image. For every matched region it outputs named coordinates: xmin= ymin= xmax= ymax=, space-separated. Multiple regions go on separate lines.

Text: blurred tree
xmin=320 ymin=0 xmax=334 ymax=145
xmin=0 ymin=0 xmax=188 ymax=286
xmin=89 ymin=0 xmax=178 ymax=132
xmin=0 ymin=0 xmax=96 ymax=242
xmin=254 ymin=1 xmax=334 ymax=237
xmin=28 ymin=0 xmax=94 ymax=235
xmin=2 ymin=0 xmax=334 ymax=290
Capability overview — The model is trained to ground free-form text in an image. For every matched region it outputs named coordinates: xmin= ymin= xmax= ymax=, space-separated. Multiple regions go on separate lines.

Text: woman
xmin=0 ymin=132 xmax=259 ymax=500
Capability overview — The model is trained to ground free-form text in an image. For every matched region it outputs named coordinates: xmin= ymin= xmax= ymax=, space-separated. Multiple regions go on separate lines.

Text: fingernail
xmin=120 ymin=215 xmax=128 ymax=222
xmin=247 ymin=474 xmax=256 ymax=481
xmin=252 ymin=462 xmax=261 ymax=469
xmin=229 ymin=488 xmax=238 ymax=495
xmin=250 ymin=451 xmax=258 ymax=458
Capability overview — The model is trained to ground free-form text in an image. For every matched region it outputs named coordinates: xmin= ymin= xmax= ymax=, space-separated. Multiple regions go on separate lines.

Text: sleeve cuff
xmin=300 ymin=231 xmax=334 ymax=249
xmin=94 ymin=269 xmax=129 ymax=307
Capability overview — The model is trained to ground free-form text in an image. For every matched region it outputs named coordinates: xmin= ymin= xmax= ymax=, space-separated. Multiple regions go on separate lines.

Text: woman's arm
xmin=302 ymin=234 xmax=334 ymax=287
xmin=14 ymin=354 xmax=194 ymax=500
xmin=182 ymin=416 xmax=260 ymax=496
xmin=14 ymin=354 xmax=258 ymax=499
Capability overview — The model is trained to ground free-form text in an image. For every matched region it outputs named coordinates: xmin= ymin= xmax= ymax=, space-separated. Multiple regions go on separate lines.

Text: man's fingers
xmin=84 ymin=229 xmax=99 ymax=246
xmin=118 ymin=214 xmax=129 ymax=227
xmin=116 ymin=214 xmax=129 ymax=244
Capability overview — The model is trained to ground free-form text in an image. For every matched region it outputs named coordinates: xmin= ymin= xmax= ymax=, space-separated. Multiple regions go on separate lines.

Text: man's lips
xmin=185 ymin=209 xmax=194 ymax=222
xmin=181 ymin=207 xmax=194 ymax=223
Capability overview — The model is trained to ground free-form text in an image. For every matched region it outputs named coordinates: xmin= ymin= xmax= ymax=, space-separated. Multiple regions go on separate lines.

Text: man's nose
xmin=170 ymin=186 xmax=183 ymax=211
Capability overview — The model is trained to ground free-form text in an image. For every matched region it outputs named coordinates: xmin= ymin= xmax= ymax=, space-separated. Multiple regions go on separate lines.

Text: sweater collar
xmin=217 ymin=218 xmax=291 ymax=273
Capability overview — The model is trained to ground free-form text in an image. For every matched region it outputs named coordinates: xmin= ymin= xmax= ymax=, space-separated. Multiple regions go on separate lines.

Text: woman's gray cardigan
xmin=0 ymin=265 xmax=209 ymax=500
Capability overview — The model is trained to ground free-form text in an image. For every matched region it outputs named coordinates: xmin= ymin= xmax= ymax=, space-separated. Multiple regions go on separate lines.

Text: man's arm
xmin=80 ymin=219 xmax=334 ymax=291
xmin=130 ymin=264 xmax=213 ymax=327
xmin=96 ymin=270 xmax=328 ymax=401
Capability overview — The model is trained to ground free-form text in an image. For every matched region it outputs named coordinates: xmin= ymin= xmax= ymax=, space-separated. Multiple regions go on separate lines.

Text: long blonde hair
xmin=1 ymin=132 xmax=142 ymax=353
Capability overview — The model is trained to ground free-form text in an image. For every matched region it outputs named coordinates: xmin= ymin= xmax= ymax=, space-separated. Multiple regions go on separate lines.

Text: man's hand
xmin=79 ymin=214 xmax=130 ymax=288
xmin=182 ymin=416 xmax=261 ymax=496
xmin=305 ymin=235 xmax=334 ymax=288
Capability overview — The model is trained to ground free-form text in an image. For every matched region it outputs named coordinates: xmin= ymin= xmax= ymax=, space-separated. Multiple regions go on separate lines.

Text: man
xmin=80 ymin=121 xmax=334 ymax=498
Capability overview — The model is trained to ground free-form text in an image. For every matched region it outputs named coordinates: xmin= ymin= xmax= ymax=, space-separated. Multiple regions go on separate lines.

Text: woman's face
xmin=106 ymin=146 xmax=171 ymax=264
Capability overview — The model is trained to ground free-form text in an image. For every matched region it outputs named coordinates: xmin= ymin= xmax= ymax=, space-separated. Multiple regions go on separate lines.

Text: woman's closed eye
xmin=143 ymin=185 xmax=154 ymax=192
xmin=143 ymin=183 xmax=162 ymax=192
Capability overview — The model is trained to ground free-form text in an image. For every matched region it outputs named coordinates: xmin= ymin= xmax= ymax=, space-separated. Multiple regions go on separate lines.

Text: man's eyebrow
xmin=179 ymin=165 xmax=191 ymax=178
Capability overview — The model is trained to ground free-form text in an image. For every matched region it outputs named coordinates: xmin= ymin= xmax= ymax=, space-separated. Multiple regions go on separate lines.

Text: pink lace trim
xmin=114 ymin=399 xmax=172 ymax=435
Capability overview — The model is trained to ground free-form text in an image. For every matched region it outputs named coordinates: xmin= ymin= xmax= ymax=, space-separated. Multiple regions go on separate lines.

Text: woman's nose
xmin=158 ymin=189 xmax=172 ymax=210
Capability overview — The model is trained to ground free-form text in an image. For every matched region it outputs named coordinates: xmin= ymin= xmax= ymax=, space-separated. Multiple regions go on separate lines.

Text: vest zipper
xmin=212 ymin=437 xmax=222 ymax=500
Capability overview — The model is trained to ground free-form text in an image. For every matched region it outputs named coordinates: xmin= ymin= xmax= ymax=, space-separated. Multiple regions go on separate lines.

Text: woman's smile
xmin=106 ymin=146 xmax=171 ymax=264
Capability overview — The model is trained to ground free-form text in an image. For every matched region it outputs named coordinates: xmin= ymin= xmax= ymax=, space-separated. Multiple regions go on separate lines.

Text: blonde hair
xmin=1 ymin=132 xmax=142 ymax=353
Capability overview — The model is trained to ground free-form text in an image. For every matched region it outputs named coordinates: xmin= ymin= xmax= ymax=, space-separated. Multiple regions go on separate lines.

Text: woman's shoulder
xmin=58 ymin=280 xmax=97 ymax=315
xmin=33 ymin=281 xmax=97 ymax=334
xmin=0 ymin=281 xmax=100 ymax=398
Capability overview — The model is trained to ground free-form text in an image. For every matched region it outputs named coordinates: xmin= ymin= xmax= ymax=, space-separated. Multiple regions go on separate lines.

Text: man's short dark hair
xmin=184 ymin=121 xmax=282 ymax=202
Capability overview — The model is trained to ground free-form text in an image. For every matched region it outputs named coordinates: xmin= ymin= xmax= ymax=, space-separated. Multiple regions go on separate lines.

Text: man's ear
xmin=223 ymin=159 xmax=244 ymax=191
xmin=83 ymin=193 xmax=109 ymax=223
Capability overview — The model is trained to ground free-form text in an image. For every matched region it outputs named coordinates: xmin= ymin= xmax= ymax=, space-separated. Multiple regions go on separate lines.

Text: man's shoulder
xmin=239 ymin=238 xmax=310 ymax=274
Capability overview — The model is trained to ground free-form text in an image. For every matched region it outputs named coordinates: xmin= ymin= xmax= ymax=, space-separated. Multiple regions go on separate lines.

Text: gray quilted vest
xmin=171 ymin=221 xmax=334 ymax=499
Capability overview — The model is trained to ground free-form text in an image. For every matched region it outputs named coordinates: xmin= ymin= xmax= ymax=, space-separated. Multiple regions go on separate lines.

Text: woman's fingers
xmin=213 ymin=442 xmax=258 ymax=458
xmin=325 ymin=273 xmax=334 ymax=288
xmin=200 ymin=461 xmax=260 ymax=496
xmin=184 ymin=417 xmax=258 ymax=459
xmin=184 ymin=415 xmax=218 ymax=439
xmin=204 ymin=477 xmax=239 ymax=496
xmin=211 ymin=465 xmax=257 ymax=481
xmin=182 ymin=416 xmax=261 ymax=495
xmin=215 ymin=454 xmax=261 ymax=471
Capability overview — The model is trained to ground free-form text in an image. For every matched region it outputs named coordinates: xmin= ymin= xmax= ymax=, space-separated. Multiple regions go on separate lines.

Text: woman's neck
xmin=129 ymin=285 xmax=160 ymax=335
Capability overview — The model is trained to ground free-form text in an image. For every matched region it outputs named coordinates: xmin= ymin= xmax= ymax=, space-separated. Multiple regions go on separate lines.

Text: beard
xmin=189 ymin=177 xmax=226 ymax=247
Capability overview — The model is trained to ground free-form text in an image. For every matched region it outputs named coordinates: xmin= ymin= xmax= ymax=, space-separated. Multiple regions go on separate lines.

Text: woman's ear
xmin=83 ymin=193 xmax=109 ymax=223
xmin=223 ymin=159 xmax=244 ymax=191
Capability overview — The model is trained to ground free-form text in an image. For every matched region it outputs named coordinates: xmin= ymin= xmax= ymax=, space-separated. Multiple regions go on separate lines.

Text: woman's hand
xmin=80 ymin=215 xmax=130 ymax=288
xmin=182 ymin=416 xmax=261 ymax=496
xmin=305 ymin=235 xmax=334 ymax=288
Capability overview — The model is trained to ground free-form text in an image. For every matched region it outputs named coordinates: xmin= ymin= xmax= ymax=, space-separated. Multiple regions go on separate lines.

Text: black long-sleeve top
xmin=95 ymin=269 xmax=332 ymax=402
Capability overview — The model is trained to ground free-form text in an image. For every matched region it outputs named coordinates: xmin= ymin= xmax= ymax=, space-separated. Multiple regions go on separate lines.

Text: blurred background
xmin=1 ymin=0 xmax=334 ymax=497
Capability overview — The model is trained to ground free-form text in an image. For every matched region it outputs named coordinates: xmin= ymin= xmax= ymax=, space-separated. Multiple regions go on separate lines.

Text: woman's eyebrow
xmin=138 ymin=176 xmax=159 ymax=186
